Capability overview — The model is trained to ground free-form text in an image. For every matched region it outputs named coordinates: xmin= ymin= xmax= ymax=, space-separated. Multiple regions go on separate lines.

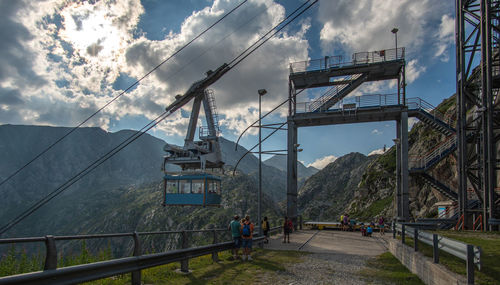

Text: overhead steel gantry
xmin=456 ymin=0 xmax=500 ymax=229
xmin=286 ymin=48 xmax=410 ymax=224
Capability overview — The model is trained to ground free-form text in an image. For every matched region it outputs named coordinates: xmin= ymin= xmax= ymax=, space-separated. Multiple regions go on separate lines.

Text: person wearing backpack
xmin=240 ymin=215 xmax=254 ymax=261
xmin=283 ymin=216 xmax=292 ymax=243
xmin=262 ymin=216 xmax=270 ymax=244
xmin=228 ymin=215 xmax=242 ymax=260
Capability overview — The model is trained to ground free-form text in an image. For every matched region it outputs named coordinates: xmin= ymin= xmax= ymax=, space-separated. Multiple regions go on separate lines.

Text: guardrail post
xmin=401 ymin=225 xmax=406 ymax=244
xmin=131 ymin=232 xmax=141 ymax=285
xmin=433 ymin=234 xmax=439 ymax=263
xmin=212 ymin=230 xmax=219 ymax=262
xmin=392 ymin=221 xmax=397 ymax=239
xmin=180 ymin=231 xmax=189 ymax=273
xmin=44 ymin=235 xmax=57 ymax=270
xmin=466 ymin=245 xmax=475 ymax=285
xmin=414 ymin=228 xmax=418 ymax=252
xmin=392 ymin=222 xmax=396 ymax=239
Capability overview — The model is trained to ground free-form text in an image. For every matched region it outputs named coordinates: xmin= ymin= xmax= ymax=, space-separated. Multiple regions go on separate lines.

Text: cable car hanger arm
xmin=165 ymin=63 xmax=231 ymax=114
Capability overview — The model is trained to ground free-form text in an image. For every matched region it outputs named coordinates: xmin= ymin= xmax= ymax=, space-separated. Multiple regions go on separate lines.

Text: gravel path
xmin=258 ymin=230 xmax=390 ymax=284
xmin=267 ymin=252 xmax=371 ymax=285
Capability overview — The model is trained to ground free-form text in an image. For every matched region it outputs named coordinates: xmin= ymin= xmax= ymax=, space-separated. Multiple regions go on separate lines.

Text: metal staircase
xmin=308 ymin=73 xmax=368 ymax=112
xmin=406 ymin=98 xmax=456 ymax=135
xmin=416 ymin=172 xmax=458 ymax=201
xmin=409 ymin=135 xmax=457 ymax=171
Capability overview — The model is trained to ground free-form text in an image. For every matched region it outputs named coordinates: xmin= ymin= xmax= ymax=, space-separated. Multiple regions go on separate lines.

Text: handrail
xmin=455 ymin=214 xmax=465 ymax=231
xmin=393 ymin=222 xmax=481 ymax=284
xmin=409 ymin=135 xmax=457 ymax=169
xmin=473 ymin=215 xmax=483 ymax=232
xmin=406 ymin=97 xmax=454 ymax=127
xmin=296 ymin=93 xmax=400 ymax=113
xmin=0 ymin=226 xmax=282 ymax=285
xmin=308 ymin=73 xmax=364 ymax=112
xmin=290 ymin=47 xmax=405 ymax=73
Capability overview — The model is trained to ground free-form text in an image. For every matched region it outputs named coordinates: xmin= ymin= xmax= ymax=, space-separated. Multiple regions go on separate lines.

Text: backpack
xmin=262 ymin=221 xmax=268 ymax=231
xmin=242 ymin=223 xmax=251 ymax=237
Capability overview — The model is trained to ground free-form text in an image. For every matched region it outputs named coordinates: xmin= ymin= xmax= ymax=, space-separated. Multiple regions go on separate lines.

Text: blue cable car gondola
xmin=161 ymin=86 xmax=225 ymax=207
xmin=163 ymin=173 xmax=221 ymax=207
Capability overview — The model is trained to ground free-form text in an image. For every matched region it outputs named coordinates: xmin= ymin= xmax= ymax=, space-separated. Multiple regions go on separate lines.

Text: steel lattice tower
xmin=456 ymin=0 xmax=500 ymax=229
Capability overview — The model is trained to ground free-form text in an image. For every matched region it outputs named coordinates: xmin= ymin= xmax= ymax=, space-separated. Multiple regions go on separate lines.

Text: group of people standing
xmin=229 ymin=215 xmax=294 ymax=261
xmin=229 ymin=215 xmax=255 ymax=261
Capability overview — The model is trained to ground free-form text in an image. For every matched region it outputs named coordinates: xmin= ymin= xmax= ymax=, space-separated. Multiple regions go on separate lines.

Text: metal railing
xmin=0 ymin=226 xmax=282 ymax=285
xmin=393 ymin=222 xmax=481 ymax=284
xmin=296 ymin=93 xmax=400 ymax=113
xmin=290 ymin=47 xmax=405 ymax=73
xmin=409 ymin=135 xmax=457 ymax=170
xmin=307 ymin=74 xmax=364 ymax=112
xmin=406 ymin=97 xmax=454 ymax=127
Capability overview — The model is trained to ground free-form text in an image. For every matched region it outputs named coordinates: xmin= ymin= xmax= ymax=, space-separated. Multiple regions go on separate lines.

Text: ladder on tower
xmin=200 ymin=89 xmax=221 ymax=139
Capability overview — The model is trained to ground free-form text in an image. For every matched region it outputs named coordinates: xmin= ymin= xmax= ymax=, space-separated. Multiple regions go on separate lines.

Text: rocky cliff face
xmin=343 ymin=96 xmax=459 ymax=221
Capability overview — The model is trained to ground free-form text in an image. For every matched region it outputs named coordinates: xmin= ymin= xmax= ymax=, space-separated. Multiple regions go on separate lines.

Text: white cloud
xmin=0 ymin=0 xmax=309 ymax=137
xmin=434 ymin=14 xmax=455 ymax=62
xmin=408 ymin=117 xmax=419 ymax=130
xmin=368 ymin=148 xmax=388 ymax=156
xmin=371 ymin=129 xmax=382 ymax=135
xmin=368 ymin=148 xmax=386 ymax=156
xmin=317 ymin=0 xmax=453 ymax=75
xmin=307 ymin=155 xmax=337 ymax=170
xmin=406 ymin=59 xmax=426 ymax=83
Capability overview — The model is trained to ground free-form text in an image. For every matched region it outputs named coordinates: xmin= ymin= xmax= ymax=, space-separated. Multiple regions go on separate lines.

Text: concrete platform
xmin=264 ymin=230 xmax=388 ymax=257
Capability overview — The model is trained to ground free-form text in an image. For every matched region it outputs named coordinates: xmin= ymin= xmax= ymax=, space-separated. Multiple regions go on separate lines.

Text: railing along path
xmin=393 ymin=222 xmax=481 ymax=284
xmin=0 ymin=226 xmax=281 ymax=285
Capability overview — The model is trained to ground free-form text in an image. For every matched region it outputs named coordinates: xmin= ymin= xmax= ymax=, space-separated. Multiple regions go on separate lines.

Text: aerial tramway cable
xmin=0 ymin=0 xmax=249 ymax=189
xmin=0 ymin=0 xmax=319 ymax=235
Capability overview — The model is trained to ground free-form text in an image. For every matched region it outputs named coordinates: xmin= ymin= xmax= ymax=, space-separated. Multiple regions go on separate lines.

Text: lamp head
xmin=258 ymin=89 xmax=267 ymax=96
xmin=391 ymin=28 xmax=399 ymax=34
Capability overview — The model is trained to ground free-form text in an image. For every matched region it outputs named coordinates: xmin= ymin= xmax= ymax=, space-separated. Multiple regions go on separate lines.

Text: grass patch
xmin=353 ymin=196 xmax=393 ymax=220
xmin=360 ymin=252 xmax=424 ymax=285
xmin=400 ymin=231 xmax=500 ymax=285
xmin=83 ymin=249 xmax=307 ymax=284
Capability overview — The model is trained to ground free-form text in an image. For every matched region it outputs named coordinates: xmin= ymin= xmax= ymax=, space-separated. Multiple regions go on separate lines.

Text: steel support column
xmin=287 ymin=119 xmax=298 ymax=225
xmin=401 ymin=110 xmax=410 ymax=221
xmin=396 ymin=121 xmax=402 ymax=219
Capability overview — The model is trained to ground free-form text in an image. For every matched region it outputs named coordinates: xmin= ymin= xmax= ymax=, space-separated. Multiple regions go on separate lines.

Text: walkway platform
xmin=264 ymin=230 xmax=388 ymax=257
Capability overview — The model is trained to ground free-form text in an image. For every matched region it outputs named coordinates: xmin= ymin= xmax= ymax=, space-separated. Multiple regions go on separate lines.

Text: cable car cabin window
xmin=179 ymin=180 xmax=191 ymax=194
xmin=166 ymin=180 xmax=179 ymax=194
xmin=192 ymin=180 xmax=204 ymax=194
xmin=208 ymin=180 xmax=221 ymax=194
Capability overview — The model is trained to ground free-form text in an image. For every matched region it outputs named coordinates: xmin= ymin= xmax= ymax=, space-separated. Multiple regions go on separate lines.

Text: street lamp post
xmin=257 ymin=89 xmax=267 ymax=237
xmin=391 ymin=28 xmax=399 ymax=58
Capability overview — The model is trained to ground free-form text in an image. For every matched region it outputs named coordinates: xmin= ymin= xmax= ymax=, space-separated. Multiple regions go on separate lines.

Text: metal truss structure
xmin=456 ymin=0 xmax=500 ymax=229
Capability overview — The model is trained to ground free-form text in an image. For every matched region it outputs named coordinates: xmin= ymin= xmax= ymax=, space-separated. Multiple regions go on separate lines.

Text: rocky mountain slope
xmin=297 ymin=152 xmax=377 ymax=221
xmin=263 ymin=155 xmax=318 ymax=179
xmin=0 ymin=125 xmax=285 ymax=239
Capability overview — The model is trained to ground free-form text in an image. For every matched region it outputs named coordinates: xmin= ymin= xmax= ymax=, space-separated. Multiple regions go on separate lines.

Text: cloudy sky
xmin=0 ymin=0 xmax=456 ymax=169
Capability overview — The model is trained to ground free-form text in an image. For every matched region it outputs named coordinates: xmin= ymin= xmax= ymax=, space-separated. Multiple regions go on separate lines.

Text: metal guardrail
xmin=0 ymin=226 xmax=282 ymax=285
xmin=296 ymin=93 xmax=400 ymax=113
xmin=393 ymin=222 xmax=481 ymax=284
xmin=290 ymin=47 xmax=405 ymax=73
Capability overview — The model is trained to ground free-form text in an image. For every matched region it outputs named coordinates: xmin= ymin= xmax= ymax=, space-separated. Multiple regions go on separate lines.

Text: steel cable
xmin=0 ymin=0 xmax=319 ymax=235
xmin=0 ymin=0 xmax=248 ymax=189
